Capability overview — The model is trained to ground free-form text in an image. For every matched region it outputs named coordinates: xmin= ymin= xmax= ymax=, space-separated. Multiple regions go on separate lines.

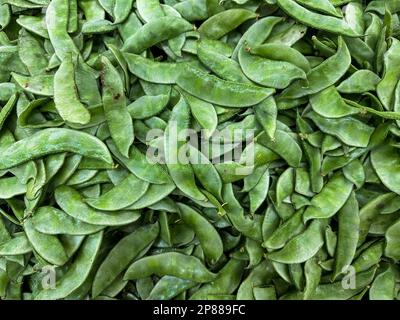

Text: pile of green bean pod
xmin=0 ymin=0 xmax=399 ymax=300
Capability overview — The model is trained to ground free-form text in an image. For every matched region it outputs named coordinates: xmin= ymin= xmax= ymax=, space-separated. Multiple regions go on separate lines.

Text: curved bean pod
xmin=232 ymin=16 xmax=283 ymax=59
xmin=124 ymin=252 xmax=217 ymax=282
xmin=126 ymin=183 xmax=176 ymax=210
xmin=257 ymin=130 xmax=302 ymax=167
xmin=24 ymin=219 xmax=68 ymax=266
xmin=0 ymin=128 xmax=113 ymax=170
xmin=177 ymin=65 xmax=274 ymax=108
xmin=35 ymin=231 xmax=103 ymax=300
xmin=122 ymin=17 xmax=193 ymax=54
xmin=198 ymin=9 xmax=257 ymax=39
xmin=177 ymin=203 xmax=223 ymax=263
xmin=45 ymin=0 xmax=79 ymax=60
xmin=127 ymin=94 xmax=169 ymax=119
xmin=310 ymin=86 xmax=358 ymax=118
xmin=337 ymin=70 xmax=381 ymax=94
xmin=31 ymin=206 xmax=104 ymax=235
xmin=147 ymin=276 xmax=196 ymax=300
xmin=164 ymin=95 xmax=206 ymax=201
xmin=305 ymin=267 xmax=377 ymax=299
xmin=136 ymin=0 xmax=164 ymax=22
xmin=276 ymin=0 xmax=360 ymax=37
xmin=11 ymin=73 xmax=54 ymax=96
xmin=197 ymin=40 xmax=251 ymax=83
xmin=281 ymin=37 xmax=351 ymax=99
xmin=371 ymin=143 xmax=400 ymax=195
xmin=190 ymin=258 xmax=246 ymax=299
xmin=85 ymin=173 xmax=149 ymax=211
xmin=268 ymin=219 xmax=325 ymax=264
xmin=332 ymin=192 xmax=359 ymax=280
xmin=385 ymin=218 xmax=400 ymax=261
xmin=123 ymin=52 xmax=186 ymax=84
xmin=55 ymin=185 xmax=141 ymax=226
xmin=250 ymin=43 xmax=311 ymax=73
xmin=369 ymin=266 xmax=396 ymax=300
xmin=377 ymin=38 xmax=400 ymax=110
xmin=92 ymin=223 xmax=159 ymax=297
xmin=306 ymin=111 xmax=374 ymax=148
xmin=296 ymin=0 xmax=341 ymax=17
xmin=239 ymin=46 xmax=307 ymax=89
xmin=303 ymin=174 xmax=353 ymax=222
xmin=101 ymin=56 xmax=133 ymax=157
xmin=54 ymin=54 xmax=91 ymax=125
xmin=0 ymin=233 xmax=32 ymax=255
